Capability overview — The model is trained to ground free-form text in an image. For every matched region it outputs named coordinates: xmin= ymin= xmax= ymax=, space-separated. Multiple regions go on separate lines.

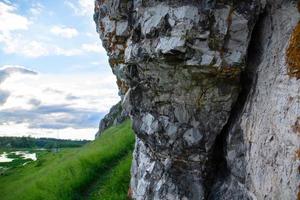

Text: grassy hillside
xmin=0 ymin=120 xmax=135 ymax=200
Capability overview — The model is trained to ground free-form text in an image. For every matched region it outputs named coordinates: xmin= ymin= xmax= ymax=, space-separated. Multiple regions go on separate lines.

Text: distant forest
xmin=0 ymin=137 xmax=90 ymax=149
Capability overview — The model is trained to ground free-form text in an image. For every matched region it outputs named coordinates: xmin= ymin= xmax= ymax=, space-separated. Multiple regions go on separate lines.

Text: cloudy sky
xmin=0 ymin=0 xmax=119 ymax=140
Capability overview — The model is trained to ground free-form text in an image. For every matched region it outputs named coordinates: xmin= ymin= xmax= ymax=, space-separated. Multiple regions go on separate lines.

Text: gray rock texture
xmin=94 ymin=0 xmax=300 ymax=199
xmin=95 ymin=101 xmax=128 ymax=137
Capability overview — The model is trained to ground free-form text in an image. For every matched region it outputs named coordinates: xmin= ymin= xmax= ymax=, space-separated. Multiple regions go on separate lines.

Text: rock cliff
xmin=95 ymin=101 xmax=128 ymax=137
xmin=94 ymin=0 xmax=300 ymax=199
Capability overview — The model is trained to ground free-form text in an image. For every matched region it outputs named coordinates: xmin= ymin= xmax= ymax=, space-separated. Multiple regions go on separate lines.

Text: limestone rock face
xmin=94 ymin=0 xmax=300 ymax=199
xmin=95 ymin=101 xmax=128 ymax=137
xmin=222 ymin=2 xmax=300 ymax=199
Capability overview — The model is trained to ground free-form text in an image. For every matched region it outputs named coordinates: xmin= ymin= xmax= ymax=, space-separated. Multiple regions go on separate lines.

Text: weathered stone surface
xmin=95 ymin=101 xmax=128 ymax=137
xmin=94 ymin=0 xmax=300 ymax=199
xmin=223 ymin=2 xmax=300 ymax=199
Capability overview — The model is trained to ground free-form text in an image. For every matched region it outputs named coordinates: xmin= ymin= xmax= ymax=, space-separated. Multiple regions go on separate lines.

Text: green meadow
xmin=0 ymin=120 xmax=135 ymax=200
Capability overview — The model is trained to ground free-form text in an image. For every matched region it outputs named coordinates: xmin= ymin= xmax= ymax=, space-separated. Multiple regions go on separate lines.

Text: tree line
xmin=0 ymin=136 xmax=90 ymax=149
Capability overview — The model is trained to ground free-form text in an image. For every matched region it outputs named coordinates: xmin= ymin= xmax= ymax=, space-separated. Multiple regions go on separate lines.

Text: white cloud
xmin=65 ymin=0 xmax=94 ymax=16
xmin=0 ymin=67 xmax=119 ymax=139
xmin=78 ymin=0 xmax=94 ymax=15
xmin=53 ymin=47 xmax=82 ymax=56
xmin=0 ymin=65 xmax=37 ymax=106
xmin=0 ymin=65 xmax=118 ymax=112
xmin=29 ymin=3 xmax=44 ymax=16
xmin=0 ymin=65 xmax=37 ymax=83
xmin=1 ymin=34 xmax=85 ymax=58
xmin=0 ymin=2 xmax=47 ymax=58
xmin=0 ymin=1 xmax=116 ymax=140
xmin=50 ymin=26 xmax=79 ymax=38
xmin=1 ymin=35 xmax=104 ymax=57
xmin=0 ymin=2 xmax=83 ymax=57
xmin=0 ymin=2 xmax=30 ymax=33
xmin=2 ymin=0 xmax=11 ymax=4
xmin=82 ymin=42 xmax=104 ymax=53
xmin=2 ymin=36 xmax=50 ymax=58
xmin=0 ymin=2 xmax=103 ymax=58
xmin=0 ymin=72 xmax=118 ymax=111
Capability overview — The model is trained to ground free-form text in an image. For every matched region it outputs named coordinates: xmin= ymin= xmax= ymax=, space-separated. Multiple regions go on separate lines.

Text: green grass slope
xmin=0 ymin=120 xmax=135 ymax=200
xmin=88 ymin=152 xmax=133 ymax=200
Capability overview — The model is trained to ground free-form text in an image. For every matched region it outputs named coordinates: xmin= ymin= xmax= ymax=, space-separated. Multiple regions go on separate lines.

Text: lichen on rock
xmin=287 ymin=22 xmax=300 ymax=79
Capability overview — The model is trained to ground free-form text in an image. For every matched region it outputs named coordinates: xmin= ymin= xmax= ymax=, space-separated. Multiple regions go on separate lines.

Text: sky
xmin=0 ymin=0 xmax=119 ymax=140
